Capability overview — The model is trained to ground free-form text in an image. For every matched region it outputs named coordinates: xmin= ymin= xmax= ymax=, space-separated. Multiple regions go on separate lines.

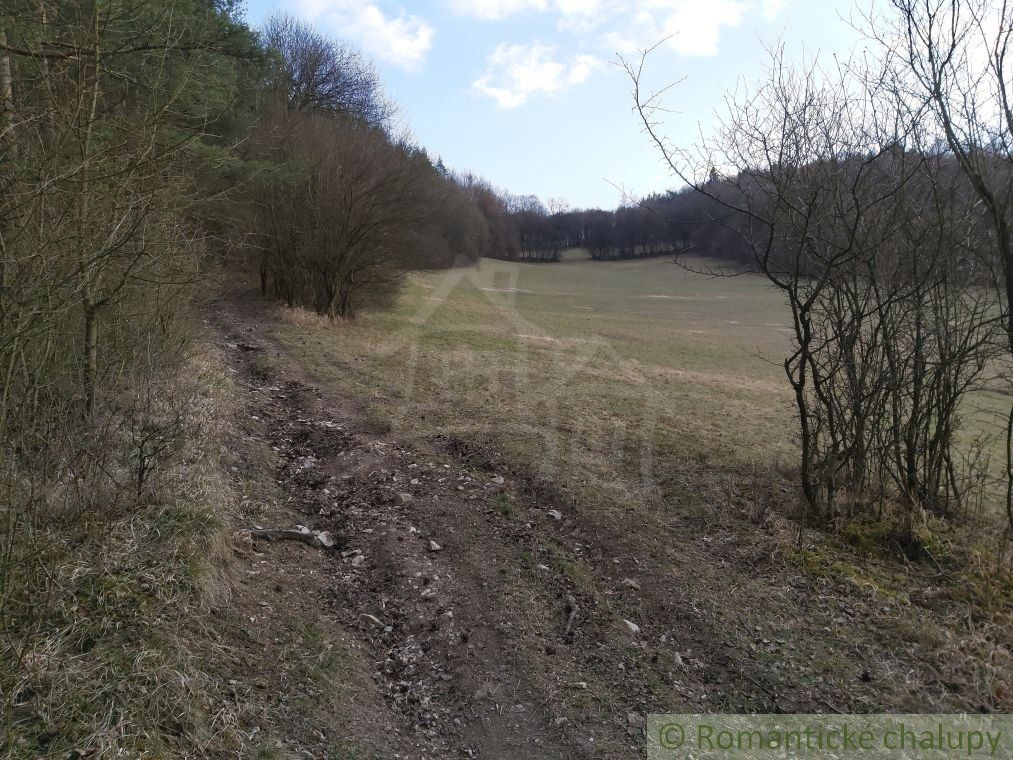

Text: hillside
xmin=193 ymin=258 xmax=1009 ymax=756
xmin=3 ymin=1 xmax=1013 ymax=756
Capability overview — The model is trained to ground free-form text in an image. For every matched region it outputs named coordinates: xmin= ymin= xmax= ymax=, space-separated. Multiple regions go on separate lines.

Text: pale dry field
xmin=271 ymin=256 xmax=798 ymax=507
xmin=270 ymin=254 xmax=1010 ymax=522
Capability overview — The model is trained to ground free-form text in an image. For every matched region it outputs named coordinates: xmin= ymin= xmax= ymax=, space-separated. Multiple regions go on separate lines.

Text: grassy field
xmin=268 ymin=254 xmax=1010 ymax=520
xmin=256 ymin=255 xmax=1011 ymax=722
xmin=269 ymin=256 xmax=800 ymax=514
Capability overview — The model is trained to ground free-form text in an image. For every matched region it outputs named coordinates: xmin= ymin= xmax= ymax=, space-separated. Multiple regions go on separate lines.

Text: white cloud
xmin=450 ymin=0 xmax=604 ymax=19
xmin=554 ymin=0 xmax=608 ymax=13
xmin=449 ymin=0 xmax=548 ymax=20
xmin=299 ymin=0 xmax=435 ymax=70
xmin=473 ymin=43 xmax=601 ymax=108
xmin=761 ymin=0 xmax=788 ymax=20
xmin=554 ymin=0 xmax=616 ymax=32
xmin=590 ymin=1 xmax=751 ymax=57
xmin=451 ymin=0 xmax=756 ymax=57
xmin=657 ymin=0 xmax=750 ymax=57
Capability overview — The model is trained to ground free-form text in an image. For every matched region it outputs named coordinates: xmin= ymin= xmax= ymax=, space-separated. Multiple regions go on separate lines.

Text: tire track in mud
xmin=218 ymin=307 xmax=603 ymax=758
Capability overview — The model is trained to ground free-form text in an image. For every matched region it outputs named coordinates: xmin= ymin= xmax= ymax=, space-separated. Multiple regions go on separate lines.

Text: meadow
xmin=272 ymin=255 xmax=798 ymax=515
xmin=271 ymin=253 xmax=1010 ymax=522
xmin=258 ymin=254 xmax=1010 ymax=724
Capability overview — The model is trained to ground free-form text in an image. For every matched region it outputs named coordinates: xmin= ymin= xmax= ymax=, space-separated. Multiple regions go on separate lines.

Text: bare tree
xmin=625 ymin=42 xmax=1004 ymax=543
xmin=248 ymin=107 xmax=480 ymax=318
xmin=866 ymin=0 xmax=1013 ymax=532
xmin=0 ymin=0 xmax=250 ymax=732
xmin=262 ymin=14 xmax=393 ymax=127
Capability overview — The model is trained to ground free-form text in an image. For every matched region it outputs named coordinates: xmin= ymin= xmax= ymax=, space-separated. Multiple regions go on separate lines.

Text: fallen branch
xmin=564 ymin=594 xmax=578 ymax=638
xmin=250 ymin=527 xmax=336 ymax=550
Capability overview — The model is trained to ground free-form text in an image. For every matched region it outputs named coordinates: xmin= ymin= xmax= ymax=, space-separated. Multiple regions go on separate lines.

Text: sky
xmin=242 ymin=0 xmax=864 ymax=209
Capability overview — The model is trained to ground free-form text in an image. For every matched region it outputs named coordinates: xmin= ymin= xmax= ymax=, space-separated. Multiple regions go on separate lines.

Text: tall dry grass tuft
xmin=275 ymin=304 xmax=339 ymax=330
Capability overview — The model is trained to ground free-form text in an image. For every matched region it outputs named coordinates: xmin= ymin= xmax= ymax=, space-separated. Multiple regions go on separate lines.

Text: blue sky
xmin=242 ymin=0 xmax=862 ymax=209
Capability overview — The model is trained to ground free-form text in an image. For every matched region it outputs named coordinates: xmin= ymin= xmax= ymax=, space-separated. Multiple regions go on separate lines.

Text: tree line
xmin=245 ymin=16 xmax=491 ymax=319
xmin=455 ymin=175 xmax=754 ymax=264
xmin=0 ymin=2 xmax=497 ymax=738
xmin=0 ymin=0 xmax=254 ymax=746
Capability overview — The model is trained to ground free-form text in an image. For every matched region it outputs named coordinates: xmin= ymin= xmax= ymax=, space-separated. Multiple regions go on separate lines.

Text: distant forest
xmin=465 ymin=179 xmax=751 ymax=264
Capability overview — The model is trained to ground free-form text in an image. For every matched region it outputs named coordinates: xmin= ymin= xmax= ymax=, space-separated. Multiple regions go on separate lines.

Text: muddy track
xmin=215 ymin=305 xmax=610 ymax=758
xmin=210 ymin=292 xmax=1001 ymax=759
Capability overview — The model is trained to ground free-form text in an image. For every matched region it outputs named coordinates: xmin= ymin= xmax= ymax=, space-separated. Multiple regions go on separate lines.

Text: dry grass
xmin=269 ymin=257 xmax=1012 ymax=527
xmin=269 ymin=258 xmax=796 ymax=522
xmin=275 ymin=304 xmax=338 ymax=330
xmin=1 ymin=343 xmax=246 ymax=758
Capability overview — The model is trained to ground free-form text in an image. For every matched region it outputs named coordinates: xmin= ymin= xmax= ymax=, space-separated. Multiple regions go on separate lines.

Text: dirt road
xmin=211 ymin=291 xmax=1006 ymax=759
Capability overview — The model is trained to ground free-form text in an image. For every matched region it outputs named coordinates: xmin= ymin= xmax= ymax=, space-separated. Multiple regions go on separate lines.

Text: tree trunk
xmin=83 ymin=306 xmax=98 ymax=417
xmin=1007 ymin=405 xmax=1013 ymax=536
xmin=0 ymin=28 xmax=13 ymax=135
xmin=77 ymin=6 xmax=101 ymax=418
